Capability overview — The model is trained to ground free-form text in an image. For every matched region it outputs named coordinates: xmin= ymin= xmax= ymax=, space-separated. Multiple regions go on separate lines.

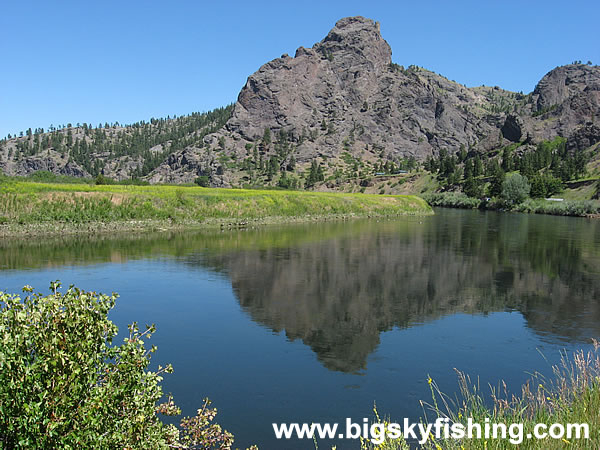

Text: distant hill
xmin=0 ymin=106 xmax=232 ymax=181
xmin=1 ymin=16 xmax=599 ymax=192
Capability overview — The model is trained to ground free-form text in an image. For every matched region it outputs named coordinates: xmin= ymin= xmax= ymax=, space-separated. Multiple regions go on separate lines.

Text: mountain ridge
xmin=148 ymin=16 xmax=599 ymax=187
xmin=1 ymin=16 xmax=598 ymax=190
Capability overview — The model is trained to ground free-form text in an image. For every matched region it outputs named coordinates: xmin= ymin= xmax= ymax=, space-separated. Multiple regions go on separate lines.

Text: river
xmin=1 ymin=208 xmax=599 ymax=448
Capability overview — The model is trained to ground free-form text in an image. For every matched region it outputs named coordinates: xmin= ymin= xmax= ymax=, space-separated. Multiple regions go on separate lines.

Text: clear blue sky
xmin=1 ymin=0 xmax=598 ymax=138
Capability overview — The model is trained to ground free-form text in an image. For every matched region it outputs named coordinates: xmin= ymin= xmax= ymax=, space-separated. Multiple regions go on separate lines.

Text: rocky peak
xmin=528 ymin=64 xmax=600 ymax=143
xmin=533 ymin=64 xmax=600 ymax=112
xmin=313 ymin=16 xmax=391 ymax=72
xmin=143 ymin=19 xmax=600 ymax=186
xmin=223 ymin=16 xmax=396 ymax=144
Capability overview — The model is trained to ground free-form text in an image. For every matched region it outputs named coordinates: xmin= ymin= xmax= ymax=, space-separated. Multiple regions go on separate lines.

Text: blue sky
xmin=1 ymin=0 xmax=598 ymax=138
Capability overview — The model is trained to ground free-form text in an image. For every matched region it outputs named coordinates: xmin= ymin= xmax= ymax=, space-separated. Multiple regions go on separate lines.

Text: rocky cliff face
xmin=529 ymin=64 xmax=600 ymax=141
xmin=0 ymin=149 xmax=91 ymax=178
xmin=148 ymin=16 xmax=600 ymax=185
xmin=533 ymin=64 xmax=600 ymax=114
xmin=150 ymin=17 xmax=525 ymax=184
xmin=226 ymin=17 xmax=503 ymax=152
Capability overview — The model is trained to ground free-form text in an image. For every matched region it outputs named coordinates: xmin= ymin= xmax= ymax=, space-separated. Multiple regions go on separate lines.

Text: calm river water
xmin=1 ymin=209 xmax=600 ymax=448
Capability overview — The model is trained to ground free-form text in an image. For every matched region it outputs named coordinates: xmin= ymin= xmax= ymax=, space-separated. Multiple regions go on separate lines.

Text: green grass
xmin=0 ymin=181 xmax=432 ymax=229
xmin=559 ymin=183 xmax=598 ymax=201
xmin=515 ymin=198 xmax=600 ymax=216
xmin=422 ymin=343 xmax=600 ymax=449
xmin=411 ymin=173 xmax=439 ymax=194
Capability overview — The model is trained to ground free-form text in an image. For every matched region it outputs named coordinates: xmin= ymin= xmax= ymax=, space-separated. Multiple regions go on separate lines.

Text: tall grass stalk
xmin=367 ymin=342 xmax=600 ymax=449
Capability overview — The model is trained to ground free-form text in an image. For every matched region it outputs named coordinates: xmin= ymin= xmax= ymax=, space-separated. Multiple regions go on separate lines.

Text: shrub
xmin=422 ymin=192 xmax=480 ymax=209
xmin=95 ymin=174 xmax=109 ymax=185
xmin=502 ymin=173 xmax=530 ymax=205
xmin=514 ymin=199 xmax=600 ymax=217
xmin=119 ymin=178 xmax=150 ymax=186
xmin=529 ymin=173 xmax=563 ymax=198
xmin=195 ymin=176 xmax=210 ymax=187
xmin=0 ymin=283 xmax=245 ymax=449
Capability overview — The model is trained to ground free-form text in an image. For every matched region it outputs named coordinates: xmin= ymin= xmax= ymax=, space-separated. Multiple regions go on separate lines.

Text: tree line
xmin=424 ymin=137 xmax=589 ymax=199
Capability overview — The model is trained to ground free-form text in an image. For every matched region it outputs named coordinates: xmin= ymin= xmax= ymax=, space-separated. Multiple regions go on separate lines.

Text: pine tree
xmin=489 ymin=167 xmax=505 ymax=197
xmin=287 ymin=155 xmax=296 ymax=171
xmin=263 ymin=128 xmax=271 ymax=146
xmin=473 ymin=157 xmax=483 ymax=177
xmin=316 ymin=163 xmax=325 ymax=182
xmin=305 ymin=160 xmax=319 ymax=188
xmin=464 ymin=159 xmax=474 ymax=180
xmin=501 ymin=148 xmax=513 ymax=172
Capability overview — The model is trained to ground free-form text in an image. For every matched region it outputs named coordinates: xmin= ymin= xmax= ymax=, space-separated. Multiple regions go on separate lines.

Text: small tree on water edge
xmin=502 ymin=173 xmax=530 ymax=205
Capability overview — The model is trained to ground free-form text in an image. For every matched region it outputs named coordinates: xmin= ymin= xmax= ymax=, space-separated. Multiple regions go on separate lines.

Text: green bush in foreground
xmin=0 ymin=283 xmax=249 ymax=449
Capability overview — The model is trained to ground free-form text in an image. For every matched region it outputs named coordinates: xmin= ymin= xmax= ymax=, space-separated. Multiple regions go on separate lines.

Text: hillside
xmin=1 ymin=16 xmax=599 ymax=195
xmin=0 ymin=107 xmax=232 ymax=181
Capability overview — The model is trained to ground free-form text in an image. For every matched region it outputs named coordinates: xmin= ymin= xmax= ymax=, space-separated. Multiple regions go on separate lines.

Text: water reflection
xmin=196 ymin=212 xmax=600 ymax=372
xmin=2 ymin=210 xmax=600 ymax=374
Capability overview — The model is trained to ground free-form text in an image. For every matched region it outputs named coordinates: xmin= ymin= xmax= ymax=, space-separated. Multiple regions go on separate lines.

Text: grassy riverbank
xmin=423 ymin=192 xmax=600 ymax=217
xmin=0 ymin=181 xmax=432 ymax=236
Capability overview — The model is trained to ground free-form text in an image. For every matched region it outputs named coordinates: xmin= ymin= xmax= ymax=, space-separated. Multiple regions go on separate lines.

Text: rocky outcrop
xmin=532 ymin=64 xmax=600 ymax=113
xmin=147 ymin=148 xmax=231 ymax=186
xmin=530 ymin=64 xmax=600 ymax=141
xmin=59 ymin=161 xmax=90 ymax=178
xmin=567 ymin=123 xmax=600 ymax=151
xmin=223 ymin=16 xmax=515 ymax=155
xmin=0 ymin=150 xmax=90 ymax=178
xmin=149 ymin=17 xmax=599 ymax=185
xmin=149 ymin=17 xmax=522 ymax=183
